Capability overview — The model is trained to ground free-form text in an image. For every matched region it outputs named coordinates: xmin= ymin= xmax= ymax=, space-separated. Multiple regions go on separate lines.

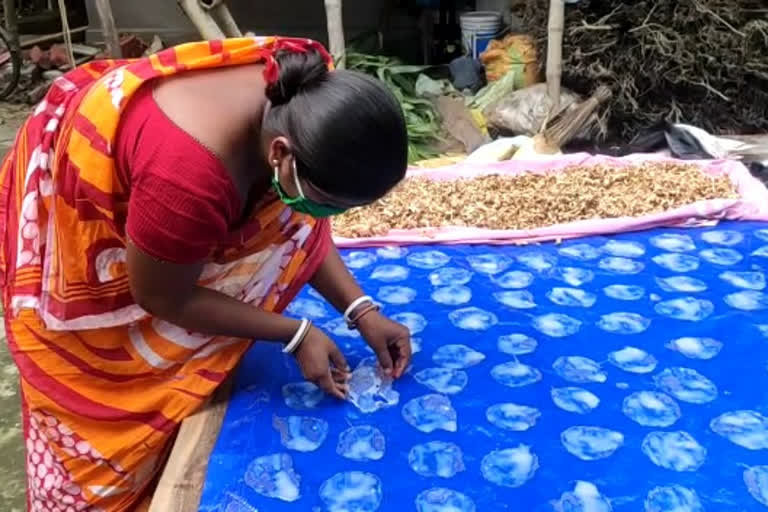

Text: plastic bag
xmin=415 ymin=74 xmax=453 ymax=98
xmin=465 ymin=136 xmax=530 ymax=163
xmin=486 ymin=83 xmax=591 ymax=138
xmin=480 ymin=34 xmax=539 ymax=85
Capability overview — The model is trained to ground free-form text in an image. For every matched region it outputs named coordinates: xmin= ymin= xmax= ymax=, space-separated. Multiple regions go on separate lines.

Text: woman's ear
xmin=268 ymin=136 xmax=300 ymax=196
xmin=267 ymin=136 xmax=292 ymax=168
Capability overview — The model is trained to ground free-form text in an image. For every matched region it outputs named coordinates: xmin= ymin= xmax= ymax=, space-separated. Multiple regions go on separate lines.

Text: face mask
xmin=272 ymin=159 xmax=348 ymax=218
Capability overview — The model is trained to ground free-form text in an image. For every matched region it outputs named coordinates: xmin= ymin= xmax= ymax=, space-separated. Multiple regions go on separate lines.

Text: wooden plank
xmin=149 ymin=378 xmax=233 ymax=512
xmin=71 ymin=43 xmax=101 ymax=56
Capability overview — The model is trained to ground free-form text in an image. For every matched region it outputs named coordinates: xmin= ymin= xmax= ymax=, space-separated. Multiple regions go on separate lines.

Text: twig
xmin=692 ymin=0 xmax=746 ymax=37
xmin=570 ymin=23 xmax=616 ymax=35
xmin=594 ymin=5 xmax=623 ymax=26
xmin=629 ymin=22 xmax=670 ymax=33
xmin=579 ymin=40 xmax=618 ymax=57
xmin=569 ymin=5 xmax=623 ymax=34
xmin=688 ymin=79 xmax=730 ymax=101
xmin=640 ymin=3 xmax=659 ymax=28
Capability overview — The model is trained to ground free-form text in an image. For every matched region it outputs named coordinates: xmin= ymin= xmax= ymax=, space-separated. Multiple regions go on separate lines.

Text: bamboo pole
xmin=545 ymin=0 xmax=565 ymax=115
xmin=56 ymin=0 xmax=75 ymax=69
xmin=324 ymin=0 xmax=346 ymax=68
xmin=93 ymin=0 xmax=121 ymax=57
xmin=177 ymin=0 xmax=225 ymax=40
xmin=20 ymin=26 xmax=88 ymax=48
xmin=208 ymin=3 xmax=242 ymax=38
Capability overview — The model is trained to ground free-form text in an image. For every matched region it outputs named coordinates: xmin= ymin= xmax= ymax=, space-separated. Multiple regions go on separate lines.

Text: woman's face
xmin=266 ymin=136 xmax=370 ymax=210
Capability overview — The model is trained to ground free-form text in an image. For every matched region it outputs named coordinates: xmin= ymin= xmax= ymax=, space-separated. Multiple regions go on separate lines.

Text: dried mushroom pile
xmin=333 ymin=163 xmax=737 ymax=237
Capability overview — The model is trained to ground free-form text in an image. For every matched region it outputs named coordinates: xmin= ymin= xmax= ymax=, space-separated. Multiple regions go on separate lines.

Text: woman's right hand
xmin=294 ymin=326 xmax=350 ymax=400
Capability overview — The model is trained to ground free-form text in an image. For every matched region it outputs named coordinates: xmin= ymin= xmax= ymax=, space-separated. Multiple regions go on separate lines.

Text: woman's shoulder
xmin=116 ymin=82 xmax=246 ymax=263
xmin=115 ymin=82 xmax=240 ymax=210
xmin=151 ymin=66 xmax=265 ymax=162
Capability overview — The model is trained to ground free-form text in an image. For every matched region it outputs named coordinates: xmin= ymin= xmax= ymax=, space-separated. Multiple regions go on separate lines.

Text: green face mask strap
xmin=272 ymin=158 xmax=349 ymax=218
xmin=272 ymin=162 xmax=297 ymax=205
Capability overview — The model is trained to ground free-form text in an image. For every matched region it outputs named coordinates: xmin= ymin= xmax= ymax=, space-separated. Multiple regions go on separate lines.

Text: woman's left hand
xmin=358 ymin=311 xmax=412 ymax=379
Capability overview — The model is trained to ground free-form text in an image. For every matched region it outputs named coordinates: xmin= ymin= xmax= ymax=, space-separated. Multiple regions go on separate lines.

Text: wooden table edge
xmin=149 ymin=377 xmax=234 ymax=512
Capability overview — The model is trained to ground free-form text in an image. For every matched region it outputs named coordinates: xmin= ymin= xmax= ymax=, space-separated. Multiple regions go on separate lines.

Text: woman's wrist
xmin=355 ymin=308 xmax=381 ymax=332
xmin=343 ymin=295 xmax=373 ymax=322
xmin=283 ymin=319 xmax=312 ymax=354
xmin=344 ymin=295 xmax=380 ymax=329
xmin=270 ymin=315 xmax=305 ymax=344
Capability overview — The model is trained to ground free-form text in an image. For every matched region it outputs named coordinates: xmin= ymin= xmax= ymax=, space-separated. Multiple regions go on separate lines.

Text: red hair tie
xmin=262 ymin=37 xmax=334 ymax=86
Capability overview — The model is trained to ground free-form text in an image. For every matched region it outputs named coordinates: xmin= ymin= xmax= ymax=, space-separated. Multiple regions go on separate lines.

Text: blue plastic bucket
xmin=472 ymin=30 xmax=502 ymax=57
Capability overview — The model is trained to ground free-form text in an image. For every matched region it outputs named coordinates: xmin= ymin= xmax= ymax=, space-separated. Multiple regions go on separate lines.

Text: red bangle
xmin=347 ymin=303 xmax=380 ymax=329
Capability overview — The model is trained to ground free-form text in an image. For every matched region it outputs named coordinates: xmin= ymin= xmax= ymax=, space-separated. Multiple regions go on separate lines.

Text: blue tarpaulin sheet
xmin=199 ymin=221 xmax=768 ymax=512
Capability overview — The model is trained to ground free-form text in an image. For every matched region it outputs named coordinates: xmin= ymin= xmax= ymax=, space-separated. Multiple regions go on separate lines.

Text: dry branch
xmin=510 ymin=0 xmax=768 ymax=142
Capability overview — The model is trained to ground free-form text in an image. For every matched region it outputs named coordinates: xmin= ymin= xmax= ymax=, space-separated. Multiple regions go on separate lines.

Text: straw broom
xmin=533 ymin=85 xmax=613 ymax=154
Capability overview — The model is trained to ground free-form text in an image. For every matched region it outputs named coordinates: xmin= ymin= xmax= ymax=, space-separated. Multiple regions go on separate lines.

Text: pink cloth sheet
xmin=333 ymin=153 xmax=768 ymax=248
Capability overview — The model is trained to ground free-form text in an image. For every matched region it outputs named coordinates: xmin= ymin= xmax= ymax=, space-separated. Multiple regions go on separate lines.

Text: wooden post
xmin=324 ymin=0 xmax=346 ymax=68
xmin=93 ymin=0 xmax=122 ymax=57
xmin=177 ymin=0 xmax=225 ymax=40
xmin=2 ymin=0 xmax=19 ymax=47
xmin=545 ymin=0 xmax=565 ymax=115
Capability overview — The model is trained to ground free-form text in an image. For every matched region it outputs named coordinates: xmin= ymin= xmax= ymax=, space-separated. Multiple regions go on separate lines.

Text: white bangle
xmin=283 ymin=319 xmax=311 ymax=354
xmin=343 ymin=295 xmax=373 ymax=324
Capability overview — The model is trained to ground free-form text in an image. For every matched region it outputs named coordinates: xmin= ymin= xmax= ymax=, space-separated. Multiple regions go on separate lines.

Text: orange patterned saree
xmin=0 ymin=38 xmax=332 ymax=511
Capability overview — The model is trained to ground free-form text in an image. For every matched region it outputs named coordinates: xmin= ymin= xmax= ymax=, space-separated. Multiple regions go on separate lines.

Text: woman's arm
xmin=126 ymin=241 xmax=300 ymax=341
xmin=309 ymin=243 xmax=365 ymax=313
xmin=309 ymin=243 xmax=412 ymax=378
xmin=126 ymin=242 xmax=349 ymax=398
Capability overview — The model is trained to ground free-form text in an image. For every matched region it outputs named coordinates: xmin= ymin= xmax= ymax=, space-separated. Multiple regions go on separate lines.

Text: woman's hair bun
xmin=266 ymin=49 xmax=329 ymax=106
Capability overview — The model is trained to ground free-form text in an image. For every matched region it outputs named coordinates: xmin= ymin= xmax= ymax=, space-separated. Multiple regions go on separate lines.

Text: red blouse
xmin=115 ymin=85 xmax=242 ymax=264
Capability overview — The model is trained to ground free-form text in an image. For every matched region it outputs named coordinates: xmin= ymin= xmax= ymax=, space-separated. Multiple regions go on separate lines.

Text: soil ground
xmin=0 ymin=100 xmax=31 ymax=512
